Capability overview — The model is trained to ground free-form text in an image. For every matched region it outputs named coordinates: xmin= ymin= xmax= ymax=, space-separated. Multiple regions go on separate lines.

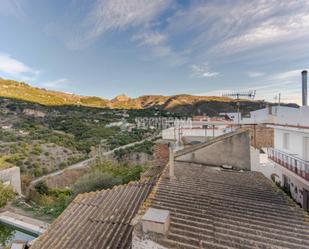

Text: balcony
xmin=267 ymin=148 xmax=309 ymax=181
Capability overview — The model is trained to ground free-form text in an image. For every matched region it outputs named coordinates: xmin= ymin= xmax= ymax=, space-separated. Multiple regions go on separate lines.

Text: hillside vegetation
xmin=0 ymin=78 xmax=282 ymax=115
xmin=0 ymin=98 xmax=157 ymax=179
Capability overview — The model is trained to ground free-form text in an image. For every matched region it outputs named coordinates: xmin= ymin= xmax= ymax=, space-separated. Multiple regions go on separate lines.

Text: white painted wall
xmin=274 ymin=127 xmax=309 ymax=161
xmin=250 ymin=148 xmax=279 ymax=180
xmin=241 ymin=106 xmax=309 ymax=126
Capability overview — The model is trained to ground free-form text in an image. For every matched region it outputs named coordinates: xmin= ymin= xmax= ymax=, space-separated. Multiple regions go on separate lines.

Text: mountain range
xmin=0 ymin=79 xmax=296 ymax=115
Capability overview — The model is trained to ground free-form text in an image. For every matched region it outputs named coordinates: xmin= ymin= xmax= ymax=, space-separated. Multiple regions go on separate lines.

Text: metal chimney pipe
xmin=302 ymin=70 xmax=308 ymax=106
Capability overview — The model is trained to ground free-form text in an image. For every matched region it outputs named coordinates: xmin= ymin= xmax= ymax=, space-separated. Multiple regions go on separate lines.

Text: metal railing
xmin=267 ymin=148 xmax=309 ymax=181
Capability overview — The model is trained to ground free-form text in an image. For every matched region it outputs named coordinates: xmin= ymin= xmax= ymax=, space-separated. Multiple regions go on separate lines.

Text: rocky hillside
xmin=0 ymin=79 xmax=296 ymax=115
xmin=0 ymin=79 xmax=109 ymax=107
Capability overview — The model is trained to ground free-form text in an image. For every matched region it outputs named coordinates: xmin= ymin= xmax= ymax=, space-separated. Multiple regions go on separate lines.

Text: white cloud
xmin=0 ymin=53 xmax=39 ymax=80
xmin=0 ymin=0 xmax=26 ymax=19
xmin=190 ymin=63 xmax=219 ymax=78
xmin=165 ymin=0 xmax=309 ymax=58
xmin=40 ymin=78 xmax=69 ymax=90
xmin=212 ymin=14 xmax=309 ymax=54
xmin=269 ymin=69 xmax=307 ymax=81
xmin=58 ymin=0 xmax=173 ymax=49
xmin=197 ymin=89 xmax=230 ymax=97
xmin=132 ymin=31 xmax=167 ymax=46
xmin=248 ymin=71 xmax=264 ymax=78
xmin=195 ymin=69 xmax=305 ymax=105
xmin=130 ymin=28 xmax=189 ymax=66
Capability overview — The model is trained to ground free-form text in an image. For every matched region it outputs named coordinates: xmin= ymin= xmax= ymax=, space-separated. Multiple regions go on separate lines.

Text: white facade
xmin=272 ymin=126 xmax=309 ymax=160
xmin=241 ymin=105 xmax=309 ymax=126
xmin=248 ymin=105 xmax=309 ymax=210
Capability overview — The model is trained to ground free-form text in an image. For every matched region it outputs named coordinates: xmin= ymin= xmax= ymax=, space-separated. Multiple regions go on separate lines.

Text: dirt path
xmin=30 ymin=135 xmax=157 ymax=186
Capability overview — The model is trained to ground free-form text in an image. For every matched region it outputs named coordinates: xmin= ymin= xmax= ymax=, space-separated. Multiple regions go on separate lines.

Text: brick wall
xmin=245 ymin=124 xmax=274 ymax=149
xmin=153 ymin=143 xmax=169 ymax=167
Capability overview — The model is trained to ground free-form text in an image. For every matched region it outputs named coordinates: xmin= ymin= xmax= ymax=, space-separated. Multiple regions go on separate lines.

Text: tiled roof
xmin=31 ymin=180 xmax=154 ymax=249
xmin=144 ymin=161 xmax=309 ymax=249
xmin=141 ymin=165 xmax=164 ymax=179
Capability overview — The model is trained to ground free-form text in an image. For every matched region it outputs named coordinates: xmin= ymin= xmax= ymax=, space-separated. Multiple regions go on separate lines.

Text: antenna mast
xmin=222 ymin=90 xmax=256 ymax=125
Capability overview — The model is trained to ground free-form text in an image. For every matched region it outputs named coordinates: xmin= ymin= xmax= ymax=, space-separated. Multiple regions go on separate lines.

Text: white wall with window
xmin=283 ymin=132 xmax=290 ymax=150
xmin=274 ymin=127 xmax=309 ymax=161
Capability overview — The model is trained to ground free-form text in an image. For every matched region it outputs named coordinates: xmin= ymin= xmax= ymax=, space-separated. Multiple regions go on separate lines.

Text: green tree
xmin=0 ymin=182 xmax=15 ymax=208
xmin=0 ymin=223 xmax=14 ymax=247
xmin=35 ymin=181 xmax=49 ymax=195
xmin=73 ymin=171 xmax=121 ymax=195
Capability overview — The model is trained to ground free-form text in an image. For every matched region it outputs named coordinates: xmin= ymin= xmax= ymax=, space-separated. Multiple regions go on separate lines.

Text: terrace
xmin=267 ymin=147 xmax=309 ymax=181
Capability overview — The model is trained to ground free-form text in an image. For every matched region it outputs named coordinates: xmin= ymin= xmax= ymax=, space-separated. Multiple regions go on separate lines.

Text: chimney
xmin=302 ymin=70 xmax=308 ymax=106
xmin=169 ymin=143 xmax=175 ymax=179
xmin=141 ymin=208 xmax=170 ymax=235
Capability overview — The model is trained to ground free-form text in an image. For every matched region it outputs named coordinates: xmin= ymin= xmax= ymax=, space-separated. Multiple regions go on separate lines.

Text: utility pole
xmin=278 ymin=93 xmax=281 ymax=106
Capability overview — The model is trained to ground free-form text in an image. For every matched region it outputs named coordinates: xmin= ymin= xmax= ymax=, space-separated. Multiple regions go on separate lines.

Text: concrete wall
xmin=0 ymin=166 xmax=21 ymax=195
xmin=175 ymin=131 xmax=251 ymax=170
xmin=181 ymin=136 xmax=207 ymax=145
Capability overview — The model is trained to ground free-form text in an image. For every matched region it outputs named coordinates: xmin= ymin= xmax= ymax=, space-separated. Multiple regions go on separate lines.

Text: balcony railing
xmin=267 ymin=148 xmax=309 ymax=181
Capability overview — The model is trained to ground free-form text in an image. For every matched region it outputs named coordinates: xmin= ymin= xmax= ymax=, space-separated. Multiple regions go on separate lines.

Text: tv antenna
xmin=222 ymin=90 xmax=256 ymax=125
xmin=222 ymin=90 xmax=256 ymax=100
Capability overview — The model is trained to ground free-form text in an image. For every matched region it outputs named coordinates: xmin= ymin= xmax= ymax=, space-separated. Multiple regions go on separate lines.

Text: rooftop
xmin=30 ymin=180 xmax=155 ymax=249
xmin=30 ymin=132 xmax=309 ymax=249
xmin=136 ymin=161 xmax=309 ymax=249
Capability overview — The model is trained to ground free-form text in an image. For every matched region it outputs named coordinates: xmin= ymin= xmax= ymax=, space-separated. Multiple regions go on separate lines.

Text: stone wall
xmin=175 ymin=130 xmax=251 ymax=170
xmin=0 ymin=167 xmax=21 ymax=195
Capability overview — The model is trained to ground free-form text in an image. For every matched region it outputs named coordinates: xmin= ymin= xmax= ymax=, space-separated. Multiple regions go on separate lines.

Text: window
xmin=283 ymin=133 xmax=290 ymax=150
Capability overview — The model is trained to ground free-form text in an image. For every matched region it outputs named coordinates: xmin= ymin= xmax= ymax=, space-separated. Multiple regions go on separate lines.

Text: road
xmin=30 ymin=136 xmax=157 ymax=185
xmin=0 ymin=141 xmax=18 ymax=146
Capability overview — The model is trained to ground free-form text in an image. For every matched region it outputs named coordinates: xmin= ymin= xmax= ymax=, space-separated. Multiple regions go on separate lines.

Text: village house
xmin=247 ymin=71 xmax=309 ymax=211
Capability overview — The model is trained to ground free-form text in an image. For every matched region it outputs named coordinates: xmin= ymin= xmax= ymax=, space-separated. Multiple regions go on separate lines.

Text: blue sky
xmin=0 ymin=0 xmax=308 ymax=104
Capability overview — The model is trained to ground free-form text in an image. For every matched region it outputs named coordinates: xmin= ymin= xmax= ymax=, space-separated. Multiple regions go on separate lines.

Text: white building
xmin=252 ymin=70 xmax=309 ymax=211
xmin=162 ymin=120 xmax=234 ymax=145
xmin=241 ymin=105 xmax=309 ymax=126
xmin=264 ymin=115 xmax=309 ymax=211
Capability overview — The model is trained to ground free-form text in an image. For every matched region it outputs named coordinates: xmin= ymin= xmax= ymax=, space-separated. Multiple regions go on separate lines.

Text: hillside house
xmin=248 ymin=71 xmax=309 ymax=211
xmin=266 ymin=122 xmax=309 ymax=210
